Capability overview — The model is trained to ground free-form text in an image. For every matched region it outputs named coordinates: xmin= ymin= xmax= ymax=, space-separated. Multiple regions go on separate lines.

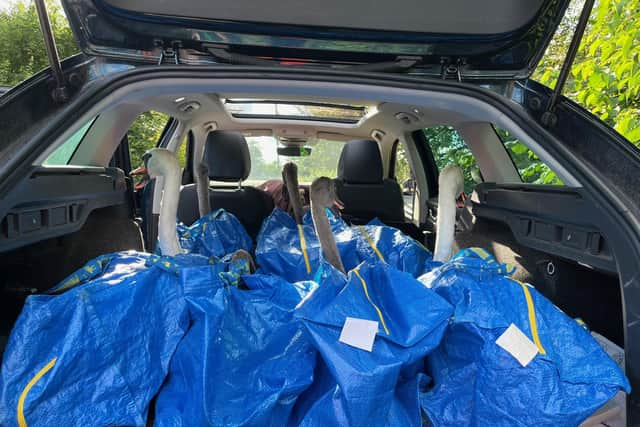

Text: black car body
xmin=1 ymin=0 xmax=639 ymax=424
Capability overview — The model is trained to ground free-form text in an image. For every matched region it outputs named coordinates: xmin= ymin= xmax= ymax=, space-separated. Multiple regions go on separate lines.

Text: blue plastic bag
xmin=293 ymin=260 xmax=453 ymax=427
xmin=256 ymin=208 xmax=358 ymax=282
xmin=419 ymin=248 xmax=631 ymax=427
xmin=163 ymin=208 xmax=252 ymax=258
xmin=351 ymin=218 xmax=433 ymax=277
xmin=0 ymin=251 xmax=209 ymax=427
xmin=155 ymin=270 xmax=318 ymax=427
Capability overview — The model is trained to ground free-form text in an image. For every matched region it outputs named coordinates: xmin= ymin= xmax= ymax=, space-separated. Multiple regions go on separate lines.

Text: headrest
xmin=337 ymin=139 xmax=383 ymax=184
xmin=203 ymin=130 xmax=251 ymax=182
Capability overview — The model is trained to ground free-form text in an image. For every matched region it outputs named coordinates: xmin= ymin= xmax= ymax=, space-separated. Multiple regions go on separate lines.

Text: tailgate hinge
xmin=440 ymin=58 xmax=465 ymax=82
xmin=156 ymin=41 xmax=182 ymax=65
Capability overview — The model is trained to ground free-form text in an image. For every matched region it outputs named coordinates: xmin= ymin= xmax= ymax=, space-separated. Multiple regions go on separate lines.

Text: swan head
xmin=282 ymin=162 xmax=298 ymax=182
xmin=143 ymin=148 xmax=181 ymax=179
xmin=310 ymin=177 xmax=340 ymax=209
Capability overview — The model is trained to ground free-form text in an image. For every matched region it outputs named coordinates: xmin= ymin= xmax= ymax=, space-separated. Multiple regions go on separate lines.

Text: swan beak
xmin=333 ymin=197 xmax=345 ymax=210
xmin=130 ymin=165 xmax=148 ymax=176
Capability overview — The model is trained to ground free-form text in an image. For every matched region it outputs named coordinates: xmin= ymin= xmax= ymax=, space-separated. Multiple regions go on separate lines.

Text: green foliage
xmin=128 ymin=111 xmax=169 ymax=168
xmin=293 ymin=140 xmax=346 ymax=182
xmin=533 ymin=0 xmax=640 ymax=146
xmin=424 ymin=126 xmax=480 ymax=193
xmin=246 ymin=138 xmax=282 ymax=181
xmin=0 ymin=0 xmax=79 ymax=86
xmin=494 ymin=128 xmax=564 ymax=185
xmin=394 ymin=143 xmax=412 ymax=186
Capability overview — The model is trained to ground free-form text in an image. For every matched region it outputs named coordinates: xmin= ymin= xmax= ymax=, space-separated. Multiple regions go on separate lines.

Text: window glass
xmin=393 ymin=141 xmax=416 ymax=220
xmin=494 ymin=126 xmax=564 ymax=185
xmin=424 ymin=126 xmax=480 ymax=193
xmin=245 ymin=136 xmax=345 ymax=184
xmin=224 ymin=100 xmax=366 ymax=123
xmin=177 ymin=132 xmax=188 ymax=168
xmin=42 ymin=117 xmax=96 ymax=165
xmin=127 ymin=111 xmax=170 ymax=169
xmin=532 ymin=1 xmax=640 ymax=148
xmin=394 ymin=141 xmax=412 ymax=186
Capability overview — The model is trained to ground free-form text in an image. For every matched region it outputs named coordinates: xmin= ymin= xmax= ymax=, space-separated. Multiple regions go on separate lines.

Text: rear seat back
xmin=335 ymin=139 xmax=404 ymax=223
xmin=178 ymin=130 xmax=273 ymax=239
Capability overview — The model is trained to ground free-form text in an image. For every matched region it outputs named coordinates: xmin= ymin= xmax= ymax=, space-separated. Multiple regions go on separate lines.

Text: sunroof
xmin=223 ymin=100 xmax=366 ymax=123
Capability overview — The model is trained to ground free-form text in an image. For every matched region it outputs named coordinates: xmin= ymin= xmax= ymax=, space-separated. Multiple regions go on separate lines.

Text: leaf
xmin=625 ymin=126 xmax=640 ymax=143
xmin=588 ymin=72 xmax=607 ymax=90
xmin=510 ymin=142 xmax=529 ymax=156
xmin=621 ymin=35 xmax=633 ymax=57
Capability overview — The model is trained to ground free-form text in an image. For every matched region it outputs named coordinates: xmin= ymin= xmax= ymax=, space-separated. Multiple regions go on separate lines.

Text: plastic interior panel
xmin=0 ymin=167 xmax=128 ymax=252
xmin=471 ymin=183 xmax=616 ymax=273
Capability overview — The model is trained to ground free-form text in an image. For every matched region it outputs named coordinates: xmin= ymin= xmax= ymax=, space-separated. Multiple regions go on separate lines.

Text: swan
xmin=433 ymin=165 xmax=465 ymax=263
xmin=195 ymin=160 xmax=211 ymax=218
xmin=292 ymin=177 xmax=454 ymax=426
xmin=282 ymin=162 xmax=305 ymax=225
xmin=419 ymin=236 xmax=629 ymax=426
xmin=309 ymin=176 xmax=346 ymax=274
xmin=0 ymin=148 xmax=213 ymax=426
xmin=303 ymin=165 xmax=461 ymax=278
xmin=338 ymin=166 xmax=462 ymax=277
xmin=255 ymin=168 xmax=357 ymax=282
xmin=152 ymin=165 xmax=318 ymax=425
xmin=155 ymin=138 xmax=253 ymax=260
xmin=143 ymin=149 xmax=185 ymax=257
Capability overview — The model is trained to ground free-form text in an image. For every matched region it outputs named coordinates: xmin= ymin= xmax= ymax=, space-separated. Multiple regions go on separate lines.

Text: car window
xmin=42 ymin=117 xmax=96 ymax=166
xmin=393 ymin=141 xmax=412 ymax=186
xmin=494 ymin=126 xmax=564 ymax=185
xmin=245 ymin=136 xmax=345 ymax=184
xmin=177 ymin=133 xmax=188 ymax=168
xmin=532 ymin=1 xmax=640 ymax=148
xmin=423 ymin=126 xmax=480 ymax=193
xmin=392 ymin=141 xmax=417 ymax=220
xmin=127 ymin=111 xmax=171 ymax=169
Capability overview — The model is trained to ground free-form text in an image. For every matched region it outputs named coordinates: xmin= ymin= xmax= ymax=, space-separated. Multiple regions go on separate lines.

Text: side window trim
xmin=388 ymin=139 xmax=399 ymax=180
xmin=411 ymin=130 xmax=439 ymax=198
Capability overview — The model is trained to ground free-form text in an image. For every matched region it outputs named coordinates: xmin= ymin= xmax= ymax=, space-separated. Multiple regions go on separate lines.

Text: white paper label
xmin=339 ymin=317 xmax=379 ymax=352
xmin=496 ymin=323 xmax=539 ymax=367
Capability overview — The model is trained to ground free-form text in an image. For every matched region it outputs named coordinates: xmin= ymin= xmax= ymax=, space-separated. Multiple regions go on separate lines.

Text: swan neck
xmin=310 ymin=200 xmax=345 ymax=274
xmin=284 ymin=169 xmax=304 ymax=224
xmin=195 ymin=162 xmax=211 ymax=217
xmin=158 ymin=168 xmax=183 ymax=257
xmin=433 ymin=186 xmax=457 ymax=263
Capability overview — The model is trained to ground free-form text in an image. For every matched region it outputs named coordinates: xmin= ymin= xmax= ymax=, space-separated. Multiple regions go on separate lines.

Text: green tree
xmin=494 ymin=128 xmax=564 ymax=185
xmin=394 ymin=143 xmax=412 ymax=186
xmin=246 ymin=137 xmax=281 ymax=181
xmin=127 ymin=111 xmax=170 ymax=168
xmin=0 ymin=0 xmax=79 ymax=86
xmin=294 ymin=139 xmax=345 ymax=182
xmin=425 ymin=126 xmax=480 ymax=193
xmin=534 ymin=0 xmax=640 ymax=145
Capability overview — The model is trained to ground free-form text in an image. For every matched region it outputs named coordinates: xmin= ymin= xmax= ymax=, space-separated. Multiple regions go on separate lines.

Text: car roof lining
xmin=33 ymin=77 xmax=580 ymax=188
